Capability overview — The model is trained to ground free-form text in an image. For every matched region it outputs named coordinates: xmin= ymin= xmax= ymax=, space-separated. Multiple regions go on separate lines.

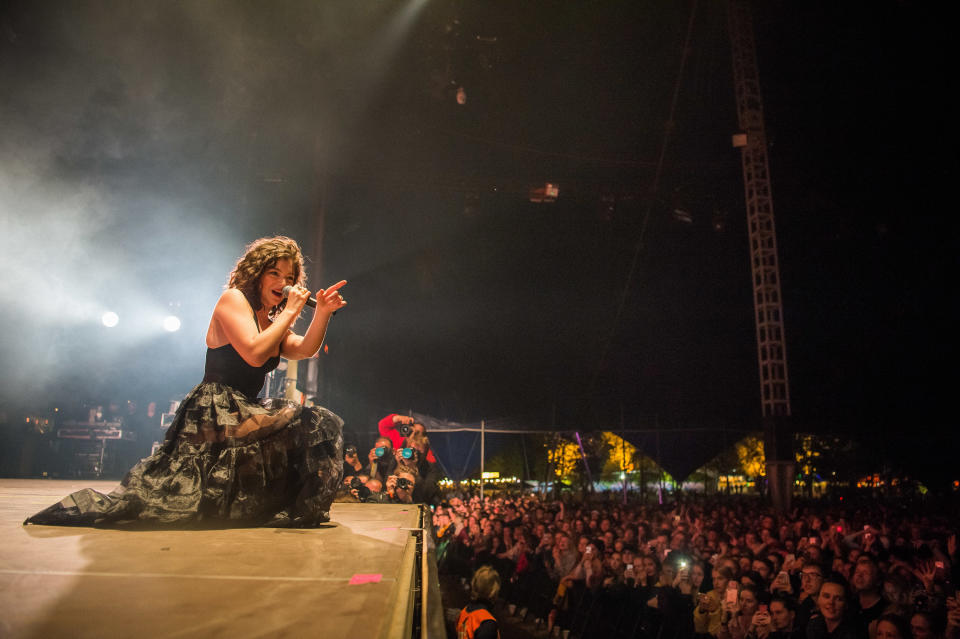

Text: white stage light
xmin=101 ymin=311 xmax=119 ymax=327
xmin=163 ymin=315 xmax=181 ymax=332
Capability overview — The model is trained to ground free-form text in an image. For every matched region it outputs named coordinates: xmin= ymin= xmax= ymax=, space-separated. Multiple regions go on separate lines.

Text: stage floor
xmin=0 ymin=479 xmax=424 ymax=638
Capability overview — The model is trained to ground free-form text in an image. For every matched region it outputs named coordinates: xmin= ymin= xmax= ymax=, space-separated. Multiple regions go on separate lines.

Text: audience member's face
xmin=801 ymin=566 xmax=824 ymax=596
xmin=661 ymin=564 xmax=676 ymax=584
xmin=883 ymin=580 xmax=906 ymax=605
xmin=876 ymin=620 xmax=904 ymax=639
xmin=692 ymin=564 xmax=705 ymax=587
xmin=752 ymin=560 xmax=771 ymax=580
xmin=577 ymin=536 xmax=589 ymax=554
xmin=608 ymin=553 xmax=623 ymax=572
xmin=739 ymin=589 xmax=759 ymax=617
xmin=712 ymin=569 xmax=729 ymax=592
xmin=910 ymin=614 xmax=933 ymax=639
xmin=817 ymin=583 xmax=846 ymax=623
xmin=642 ymin=557 xmax=657 ymax=577
xmin=852 ymin=560 xmax=879 ymax=593
xmin=769 ymin=601 xmax=794 ymax=631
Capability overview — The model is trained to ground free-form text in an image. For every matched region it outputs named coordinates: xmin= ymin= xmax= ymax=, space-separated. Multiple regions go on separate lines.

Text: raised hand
xmin=315 ymin=280 xmax=348 ymax=315
xmin=913 ymin=560 xmax=937 ymax=592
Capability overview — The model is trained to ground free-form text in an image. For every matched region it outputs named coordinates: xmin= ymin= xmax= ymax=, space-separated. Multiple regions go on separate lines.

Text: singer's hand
xmin=284 ymin=285 xmax=311 ymax=315
xmin=315 ymin=280 xmax=348 ymax=315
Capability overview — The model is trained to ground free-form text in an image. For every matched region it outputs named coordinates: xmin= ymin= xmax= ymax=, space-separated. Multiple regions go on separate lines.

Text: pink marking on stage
xmin=349 ymin=573 xmax=382 ymax=585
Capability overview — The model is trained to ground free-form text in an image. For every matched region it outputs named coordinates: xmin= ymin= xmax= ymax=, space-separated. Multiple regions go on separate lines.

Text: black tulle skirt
xmin=23 ymin=382 xmax=344 ymax=528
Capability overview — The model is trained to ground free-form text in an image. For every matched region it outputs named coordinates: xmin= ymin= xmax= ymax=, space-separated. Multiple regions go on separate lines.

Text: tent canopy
xmin=412 ymin=412 xmax=751 ymax=483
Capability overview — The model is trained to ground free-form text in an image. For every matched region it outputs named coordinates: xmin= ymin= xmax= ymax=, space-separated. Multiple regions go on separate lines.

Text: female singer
xmin=26 ymin=236 xmax=347 ymax=527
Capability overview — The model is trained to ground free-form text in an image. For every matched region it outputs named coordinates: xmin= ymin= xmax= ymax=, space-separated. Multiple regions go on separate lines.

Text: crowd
xmin=431 ymin=492 xmax=960 ymax=639
xmin=338 ymin=414 xmax=958 ymax=639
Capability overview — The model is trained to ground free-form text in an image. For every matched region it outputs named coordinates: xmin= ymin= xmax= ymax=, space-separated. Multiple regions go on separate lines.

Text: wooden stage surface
xmin=0 ymin=479 xmax=438 ymax=638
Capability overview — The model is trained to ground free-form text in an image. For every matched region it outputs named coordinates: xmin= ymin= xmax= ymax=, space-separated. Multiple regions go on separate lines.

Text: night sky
xmin=0 ymin=1 xmax=953 ymax=480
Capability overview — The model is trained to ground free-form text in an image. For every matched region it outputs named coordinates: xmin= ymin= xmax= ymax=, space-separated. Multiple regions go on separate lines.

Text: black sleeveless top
xmin=202 ymin=343 xmax=281 ymax=399
xmin=202 ymin=307 xmax=281 ymax=399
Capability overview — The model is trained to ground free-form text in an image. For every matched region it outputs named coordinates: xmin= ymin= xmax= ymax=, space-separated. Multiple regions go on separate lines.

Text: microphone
xmin=281 ymin=285 xmax=317 ymax=308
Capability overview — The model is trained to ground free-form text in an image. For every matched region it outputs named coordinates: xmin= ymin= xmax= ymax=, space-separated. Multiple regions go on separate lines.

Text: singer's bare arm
xmin=281 ymin=280 xmax=348 ymax=360
xmin=207 ymin=288 xmax=309 ymax=367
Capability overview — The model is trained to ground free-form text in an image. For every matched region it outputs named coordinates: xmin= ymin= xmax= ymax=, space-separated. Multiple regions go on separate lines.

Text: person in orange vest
xmin=456 ymin=565 xmax=501 ymax=639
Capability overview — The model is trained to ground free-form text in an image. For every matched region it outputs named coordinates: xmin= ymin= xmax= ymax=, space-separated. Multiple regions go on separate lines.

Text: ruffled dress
xmin=24 ymin=343 xmax=343 ymax=528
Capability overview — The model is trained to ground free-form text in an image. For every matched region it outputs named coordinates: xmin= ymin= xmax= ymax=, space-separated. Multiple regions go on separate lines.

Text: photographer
xmin=343 ymin=445 xmax=363 ymax=480
xmin=364 ymin=437 xmax=396 ymax=484
xmin=339 ymin=474 xmax=379 ymax=503
xmin=406 ymin=431 xmax=443 ymax=505
xmin=378 ymin=414 xmax=437 ymax=463
xmin=385 ymin=468 xmax=418 ymax=504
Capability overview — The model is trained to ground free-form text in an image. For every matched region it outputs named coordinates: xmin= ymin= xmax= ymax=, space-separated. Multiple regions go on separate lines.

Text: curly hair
xmin=226 ymin=236 xmax=306 ymax=315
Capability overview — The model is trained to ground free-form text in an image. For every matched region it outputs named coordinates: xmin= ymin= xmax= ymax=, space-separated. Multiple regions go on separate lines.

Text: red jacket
xmin=378 ymin=414 xmax=437 ymax=463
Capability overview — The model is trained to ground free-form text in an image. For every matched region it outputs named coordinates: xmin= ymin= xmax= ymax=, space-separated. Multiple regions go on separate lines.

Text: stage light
xmin=101 ymin=311 xmax=119 ymax=327
xmin=163 ymin=315 xmax=181 ymax=332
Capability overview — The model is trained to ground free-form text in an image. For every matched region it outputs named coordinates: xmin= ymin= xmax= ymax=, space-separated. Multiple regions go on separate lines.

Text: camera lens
xmin=375 ymin=447 xmax=385 ymax=457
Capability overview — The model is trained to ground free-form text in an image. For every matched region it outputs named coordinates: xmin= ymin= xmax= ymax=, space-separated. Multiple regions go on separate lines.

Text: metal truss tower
xmin=728 ymin=0 xmax=793 ymax=507
xmin=728 ymin=0 xmax=791 ymax=420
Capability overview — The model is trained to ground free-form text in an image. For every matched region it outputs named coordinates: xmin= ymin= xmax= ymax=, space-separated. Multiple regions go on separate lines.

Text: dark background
xmin=0 ymin=1 xmax=954 ymax=482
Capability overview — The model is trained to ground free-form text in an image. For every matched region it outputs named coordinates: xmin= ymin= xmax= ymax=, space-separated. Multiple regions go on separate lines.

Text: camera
xmin=396 ymin=477 xmax=412 ymax=490
xmin=349 ymin=476 xmax=371 ymax=500
xmin=374 ymin=446 xmax=386 ymax=458
xmin=345 ymin=445 xmax=357 ymax=456
xmin=398 ymin=423 xmax=413 ymax=437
